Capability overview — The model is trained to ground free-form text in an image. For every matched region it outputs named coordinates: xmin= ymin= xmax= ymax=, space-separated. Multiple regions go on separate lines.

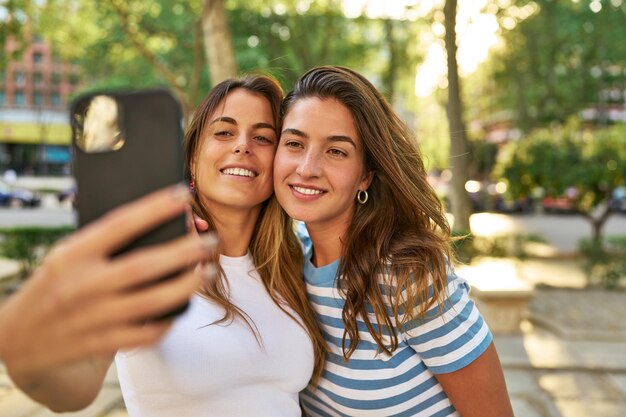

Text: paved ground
xmin=2 ymin=256 xmax=625 ymax=417
xmin=464 ymin=257 xmax=626 ymax=417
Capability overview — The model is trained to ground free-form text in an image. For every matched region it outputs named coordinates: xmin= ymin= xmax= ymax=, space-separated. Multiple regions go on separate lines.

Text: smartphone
xmin=70 ymin=88 xmax=188 ymax=319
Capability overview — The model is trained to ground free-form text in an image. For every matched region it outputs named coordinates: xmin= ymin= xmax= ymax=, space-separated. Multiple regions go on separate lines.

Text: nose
xmin=233 ymin=134 xmax=251 ymax=155
xmin=295 ymin=149 xmax=322 ymax=178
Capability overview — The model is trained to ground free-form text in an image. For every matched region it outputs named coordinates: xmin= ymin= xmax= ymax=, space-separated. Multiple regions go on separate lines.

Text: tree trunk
xmin=382 ymin=18 xmax=398 ymax=101
xmin=591 ymin=220 xmax=603 ymax=246
xmin=444 ymin=0 xmax=472 ymax=233
xmin=202 ymin=0 xmax=237 ymax=86
xmin=588 ymin=201 xmax=612 ymax=247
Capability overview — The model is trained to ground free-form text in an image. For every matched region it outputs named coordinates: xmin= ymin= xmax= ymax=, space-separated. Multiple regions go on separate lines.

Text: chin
xmin=285 ymin=209 xmax=320 ymax=224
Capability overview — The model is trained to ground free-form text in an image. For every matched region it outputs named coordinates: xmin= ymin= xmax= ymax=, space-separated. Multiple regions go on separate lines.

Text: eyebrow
xmin=281 ymin=128 xmax=357 ymax=148
xmin=210 ymin=116 xmax=275 ymax=131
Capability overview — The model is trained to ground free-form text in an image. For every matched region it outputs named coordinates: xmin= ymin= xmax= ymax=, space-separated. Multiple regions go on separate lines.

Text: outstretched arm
xmin=0 ymin=185 xmax=217 ymax=411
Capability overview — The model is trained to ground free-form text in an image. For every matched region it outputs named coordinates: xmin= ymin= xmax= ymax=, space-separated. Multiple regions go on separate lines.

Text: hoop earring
xmin=357 ymin=189 xmax=368 ymax=204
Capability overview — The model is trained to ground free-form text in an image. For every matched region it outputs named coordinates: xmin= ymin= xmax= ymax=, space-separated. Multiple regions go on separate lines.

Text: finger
xmin=98 ymin=232 xmax=217 ymax=294
xmin=39 ymin=232 xmax=217 ymax=323
xmin=67 ymin=268 xmax=202 ymax=333
xmin=56 ymin=230 xmax=217 ymax=307
xmin=71 ymin=184 xmax=191 ymax=257
xmin=194 ymin=215 xmax=210 ymax=233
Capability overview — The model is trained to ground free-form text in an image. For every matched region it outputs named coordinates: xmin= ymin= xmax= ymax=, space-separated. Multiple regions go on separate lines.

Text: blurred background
xmin=1 ymin=0 xmax=625 ymax=416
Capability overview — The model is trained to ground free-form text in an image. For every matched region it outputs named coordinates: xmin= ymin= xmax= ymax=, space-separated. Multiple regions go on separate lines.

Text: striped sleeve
xmin=400 ymin=271 xmax=493 ymax=374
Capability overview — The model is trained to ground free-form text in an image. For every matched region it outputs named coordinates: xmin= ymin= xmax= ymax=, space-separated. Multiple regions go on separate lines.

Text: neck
xmin=306 ymin=222 xmax=347 ymax=267
xmin=204 ymin=202 xmax=261 ymax=257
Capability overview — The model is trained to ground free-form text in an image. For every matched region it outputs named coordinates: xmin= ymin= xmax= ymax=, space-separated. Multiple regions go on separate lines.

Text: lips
xmin=290 ymin=184 xmax=325 ymax=196
xmin=220 ymin=167 xmax=257 ymax=178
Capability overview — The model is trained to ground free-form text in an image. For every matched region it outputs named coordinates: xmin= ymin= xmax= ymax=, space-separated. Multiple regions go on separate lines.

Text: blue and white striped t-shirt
xmin=298 ymin=229 xmax=493 ymax=417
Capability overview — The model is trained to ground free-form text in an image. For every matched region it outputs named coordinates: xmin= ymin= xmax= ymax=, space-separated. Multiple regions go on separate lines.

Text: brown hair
xmin=282 ymin=66 xmax=452 ymax=359
xmin=185 ymin=75 xmax=326 ymax=380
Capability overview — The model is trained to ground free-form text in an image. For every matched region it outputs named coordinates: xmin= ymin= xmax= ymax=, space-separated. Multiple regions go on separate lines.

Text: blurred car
xmin=493 ymin=195 xmax=532 ymax=213
xmin=57 ymin=186 xmax=77 ymax=208
xmin=610 ymin=186 xmax=626 ymax=214
xmin=0 ymin=180 xmax=41 ymax=208
xmin=541 ymin=196 xmax=577 ymax=213
xmin=541 ymin=186 xmax=578 ymax=214
xmin=430 ymin=173 xmax=532 ymax=214
xmin=465 ymin=180 xmax=532 ymax=214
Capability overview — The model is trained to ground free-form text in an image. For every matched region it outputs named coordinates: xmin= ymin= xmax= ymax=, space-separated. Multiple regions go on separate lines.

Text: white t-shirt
xmin=115 ymin=253 xmax=314 ymax=417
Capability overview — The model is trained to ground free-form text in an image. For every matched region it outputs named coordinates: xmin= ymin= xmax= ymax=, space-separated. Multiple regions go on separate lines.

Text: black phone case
xmin=70 ymin=89 xmax=188 ymax=319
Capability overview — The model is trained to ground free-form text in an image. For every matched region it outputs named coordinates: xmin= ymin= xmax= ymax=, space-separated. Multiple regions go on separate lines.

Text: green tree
xmin=0 ymin=0 xmax=33 ymax=69
xmin=0 ymin=226 xmax=74 ymax=278
xmin=494 ymin=121 xmax=626 ymax=244
xmin=484 ymin=0 xmax=626 ymax=132
xmin=228 ymin=0 xmax=422 ymax=95
xmin=228 ymin=1 xmax=374 ymax=87
xmin=39 ymin=0 xmax=233 ymax=118
xmin=36 ymin=0 xmax=418 ymax=110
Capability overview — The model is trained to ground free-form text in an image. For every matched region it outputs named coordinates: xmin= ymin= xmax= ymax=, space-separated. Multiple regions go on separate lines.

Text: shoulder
xmin=400 ymin=267 xmax=493 ymax=373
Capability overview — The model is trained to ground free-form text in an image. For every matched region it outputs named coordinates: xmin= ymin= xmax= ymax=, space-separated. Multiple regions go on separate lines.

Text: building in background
xmin=0 ymin=35 xmax=79 ymax=176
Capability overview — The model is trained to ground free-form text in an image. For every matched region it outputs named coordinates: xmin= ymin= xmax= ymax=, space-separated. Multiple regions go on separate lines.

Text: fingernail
xmin=170 ymin=183 xmax=190 ymax=201
xmin=200 ymin=232 xmax=218 ymax=251
xmin=202 ymin=263 xmax=218 ymax=282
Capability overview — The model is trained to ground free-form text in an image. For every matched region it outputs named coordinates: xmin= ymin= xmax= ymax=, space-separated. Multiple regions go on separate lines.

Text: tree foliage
xmin=0 ymin=226 xmax=74 ymax=278
xmin=0 ymin=0 xmax=34 ymax=69
xmin=484 ymin=0 xmax=626 ymax=132
xmin=228 ymin=0 xmax=423 ymax=98
xmin=32 ymin=0 xmax=422 ymax=110
xmin=38 ymin=0 xmax=209 ymax=117
xmin=494 ymin=120 xmax=626 ymax=242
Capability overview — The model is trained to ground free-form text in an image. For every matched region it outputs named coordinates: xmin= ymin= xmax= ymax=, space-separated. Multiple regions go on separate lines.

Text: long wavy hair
xmin=282 ymin=66 xmax=453 ymax=359
xmin=185 ymin=75 xmax=326 ymax=380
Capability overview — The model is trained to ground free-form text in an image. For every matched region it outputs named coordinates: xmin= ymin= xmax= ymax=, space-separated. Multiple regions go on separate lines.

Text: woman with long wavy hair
xmin=115 ymin=74 xmax=326 ymax=417
xmin=274 ymin=66 xmax=514 ymax=417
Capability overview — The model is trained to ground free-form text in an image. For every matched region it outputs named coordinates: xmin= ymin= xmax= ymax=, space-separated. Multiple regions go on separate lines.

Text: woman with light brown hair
xmin=0 ymin=74 xmax=326 ymax=417
xmin=274 ymin=66 xmax=514 ymax=416
xmin=115 ymin=74 xmax=326 ymax=417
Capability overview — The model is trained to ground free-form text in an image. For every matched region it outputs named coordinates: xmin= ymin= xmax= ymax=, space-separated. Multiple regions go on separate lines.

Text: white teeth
xmin=293 ymin=186 xmax=323 ymax=195
xmin=222 ymin=168 xmax=255 ymax=177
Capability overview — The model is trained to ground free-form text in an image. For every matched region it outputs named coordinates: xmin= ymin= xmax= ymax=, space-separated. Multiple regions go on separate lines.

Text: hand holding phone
xmin=70 ymin=89 xmax=191 ymax=319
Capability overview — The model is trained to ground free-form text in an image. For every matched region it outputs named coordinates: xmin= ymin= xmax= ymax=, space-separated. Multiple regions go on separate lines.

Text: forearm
xmin=8 ymin=355 xmax=113 ymax=412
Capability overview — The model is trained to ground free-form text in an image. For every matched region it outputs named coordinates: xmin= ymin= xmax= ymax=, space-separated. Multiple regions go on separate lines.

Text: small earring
xmin=189 ymin=178 xmax=195 ymax=191
xmin=357 ymin=189 xmax=368 ymax=204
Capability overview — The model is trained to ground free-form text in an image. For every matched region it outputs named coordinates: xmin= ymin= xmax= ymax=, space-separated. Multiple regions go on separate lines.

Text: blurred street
xmin=468 ymin=212 xmax=626 ymax=255
xmin=4 ymin=200 xmax=626 ymax=254
xmin=0 ymin=206 xmax=75 ymax=228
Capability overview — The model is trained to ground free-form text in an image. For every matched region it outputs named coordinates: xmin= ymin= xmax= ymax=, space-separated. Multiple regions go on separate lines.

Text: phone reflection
xmin=74 ymin=95 xmax=125 ymax=153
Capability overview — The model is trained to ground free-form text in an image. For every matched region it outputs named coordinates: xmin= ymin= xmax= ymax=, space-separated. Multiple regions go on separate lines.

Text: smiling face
xmin=274 ymin=97 xmax=372 ymax=234
xmin=192 ymin=89 xmax=277 ymax=214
